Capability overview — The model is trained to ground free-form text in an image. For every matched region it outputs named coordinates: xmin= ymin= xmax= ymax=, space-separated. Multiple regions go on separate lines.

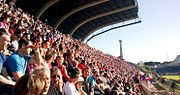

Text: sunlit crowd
xmin=0 ymin=1 xmax=144 ymax=95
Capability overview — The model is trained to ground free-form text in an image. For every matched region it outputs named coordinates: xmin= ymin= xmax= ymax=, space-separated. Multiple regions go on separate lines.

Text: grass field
xmin=162 ymin=75 xmax=180 ymax=81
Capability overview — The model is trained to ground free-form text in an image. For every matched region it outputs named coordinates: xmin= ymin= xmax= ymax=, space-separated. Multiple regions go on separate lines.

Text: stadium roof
xmin=15 ymin=0 xmax=139 ymax=41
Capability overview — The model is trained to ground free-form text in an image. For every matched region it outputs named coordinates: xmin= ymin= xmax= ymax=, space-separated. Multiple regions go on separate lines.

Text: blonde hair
xmin=45 ymin=49 xmax=57 ymax=61
xmin=27 ymin=75 xmax=45 ymax=95
xmin=13 ymin=74 xmax=45 ymax=95
xmin=32 ymin=66 xmax=50 ymax=76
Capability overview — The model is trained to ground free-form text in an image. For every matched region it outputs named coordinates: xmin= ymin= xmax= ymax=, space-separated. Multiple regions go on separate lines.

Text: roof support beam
xmin=54 ymin=0 xmax=109 ymax=29
xmin=70 ymin=4 xmax=136 ymax=36
xmin=83 ymin=19 xmax=141 ymax=42
xmin=35 ymin=0 xmax=59 ymax=19
xmin=81 ymin=17 xmax=138 ymax=41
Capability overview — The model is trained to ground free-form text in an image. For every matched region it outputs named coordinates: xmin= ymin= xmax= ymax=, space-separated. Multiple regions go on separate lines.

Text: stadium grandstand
xmin=0 ymin=0 xmax=178 ymax=95
xmin=14 ymin=0 xmax=139 ymax=41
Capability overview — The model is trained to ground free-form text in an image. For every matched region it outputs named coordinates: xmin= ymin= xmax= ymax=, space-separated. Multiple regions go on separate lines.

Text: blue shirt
xmin=5 ymin=51 xmax=31 ymax=77
xmin=88 ymin=75 xmax=96 ymax=87
xmin=0 ymin=52 xmax=6 ymax=73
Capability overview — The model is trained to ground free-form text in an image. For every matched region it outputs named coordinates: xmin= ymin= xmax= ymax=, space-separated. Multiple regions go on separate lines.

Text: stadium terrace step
xmin=141 ymin=81 xmax=173 ymax=95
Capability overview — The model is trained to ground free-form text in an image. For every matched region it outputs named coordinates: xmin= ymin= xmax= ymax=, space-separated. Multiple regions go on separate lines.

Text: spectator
xmin=78 ymin=59 xmax=86 ymax=71
xmin=50 ymin=67 xmax=64 ymax=95
xmin=88 ymin=69 xmax=104 ymax=95
xmin=33 ymin=66 xmax=64 ymax=95
xmin=41 ymin=40 xmax=50 ymax=57
xmin=5 ymin=38 xmax=40 ymax=81
xmin=63 ymin=67 xmax=86 ymax=95
xmin=0 ymin=28 xmax=15 ymax=95
xmin=27 ymin=43 xmax=45 ymax=74
xmin=22 ymin=32 xmax=30 ymax=42
xmin=45 ymin=49 xmax=57 ymax=68
xmin=10 ymin=28 xmax=22 ymax=52
xmin=33 ymin=35 xmax=42 ymax=46
xmin=53 ymin=56 xmax=70 ymax=82
xmin=64 ymin=51 xmax=75 ymax=73
xmin=13 ymin=74 xmax=45 ymax=95
xmin=82 ymin=67 xmax=93 ymax=95
xmin=0 ymin=13 xmax=10 ymax=32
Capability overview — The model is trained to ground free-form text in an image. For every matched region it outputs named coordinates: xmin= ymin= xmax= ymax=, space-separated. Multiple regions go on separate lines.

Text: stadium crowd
xmin=0 ymin=1 xmax=144 ymax=95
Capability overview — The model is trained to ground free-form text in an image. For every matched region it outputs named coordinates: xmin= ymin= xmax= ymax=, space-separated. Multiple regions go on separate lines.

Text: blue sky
xmin=85 ymin=0 xmax=180 ymax=63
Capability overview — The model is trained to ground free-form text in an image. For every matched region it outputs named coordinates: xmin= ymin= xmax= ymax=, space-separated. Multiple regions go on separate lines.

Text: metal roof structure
xmin=14 ymin=0 xmax=139 ymax=41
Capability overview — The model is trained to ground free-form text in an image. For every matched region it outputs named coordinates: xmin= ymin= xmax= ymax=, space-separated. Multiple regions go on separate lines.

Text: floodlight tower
xmin=119 ymin=40 xmax=123 ymax=59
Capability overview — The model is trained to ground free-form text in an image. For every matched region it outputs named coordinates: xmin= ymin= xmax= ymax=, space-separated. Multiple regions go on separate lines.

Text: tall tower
xmin=119 ymin=40 xmax=123 ymax=59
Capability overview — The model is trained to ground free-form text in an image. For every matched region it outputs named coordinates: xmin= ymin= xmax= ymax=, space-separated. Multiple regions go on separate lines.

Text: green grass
xmin=162 ymin=75 xmax=180 ymax=81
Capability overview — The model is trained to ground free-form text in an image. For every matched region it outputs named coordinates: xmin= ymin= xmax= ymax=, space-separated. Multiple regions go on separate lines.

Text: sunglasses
xmin=51 ymin=75 xmax=61 ymax=79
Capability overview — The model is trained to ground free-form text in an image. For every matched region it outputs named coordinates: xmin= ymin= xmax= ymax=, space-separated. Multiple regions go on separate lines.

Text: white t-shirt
xmin=63 ymin=81 xmax=80 ymax=95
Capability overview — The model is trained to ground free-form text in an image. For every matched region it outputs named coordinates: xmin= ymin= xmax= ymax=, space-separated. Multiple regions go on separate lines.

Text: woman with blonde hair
xmin=50 ymin=67 xmax=64 ymax=95
xmin=13 ymin=74 xmax=45 ymax=95
xmin=32 ymin=66 xmax=62 ymax=95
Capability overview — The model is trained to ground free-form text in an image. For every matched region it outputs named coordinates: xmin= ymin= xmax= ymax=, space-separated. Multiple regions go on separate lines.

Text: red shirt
xmin=58 ymin=65 xmax=70 ymax=81
xmin=77 ymin=63 xmax=85 ymax=70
